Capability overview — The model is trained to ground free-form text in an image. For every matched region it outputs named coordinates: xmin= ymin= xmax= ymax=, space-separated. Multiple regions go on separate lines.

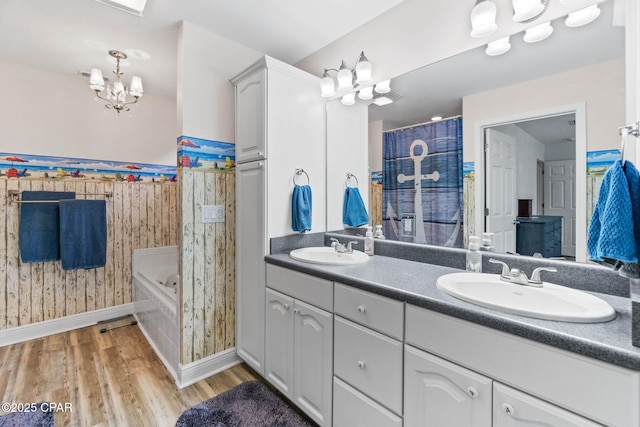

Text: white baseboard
xmin=0 ymin=304 xmax=134 ymax=348
xmin=177 ymin=348 xmax=242 ymax=389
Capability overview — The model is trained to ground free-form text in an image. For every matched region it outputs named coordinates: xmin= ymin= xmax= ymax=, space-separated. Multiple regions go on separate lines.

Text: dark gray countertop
xmin=265 ymin=253 xmax=640 ymax=371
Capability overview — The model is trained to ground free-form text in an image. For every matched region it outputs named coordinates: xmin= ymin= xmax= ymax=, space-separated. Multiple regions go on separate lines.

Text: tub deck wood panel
xmin=0 ymin=178 xmax=177 ymax=330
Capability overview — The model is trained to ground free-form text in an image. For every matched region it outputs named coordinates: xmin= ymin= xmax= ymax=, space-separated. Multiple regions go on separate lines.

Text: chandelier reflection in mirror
xmin=89 ymin=50 xmax=143 ymax=114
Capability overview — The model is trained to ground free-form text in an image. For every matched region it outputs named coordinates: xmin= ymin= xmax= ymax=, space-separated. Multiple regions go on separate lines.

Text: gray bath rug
xmin=0 ymin=404 xmax=54 ymax=427
xmin=175 ymin=380 xmax=314 ymax=427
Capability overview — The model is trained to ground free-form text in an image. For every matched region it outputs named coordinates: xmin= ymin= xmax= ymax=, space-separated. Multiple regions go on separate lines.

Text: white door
xmin=294 ymin=300 xmax=333 ymax=427
xmin=404 ymin=345 xmax=492 ymax=427
xmin=544 ymin=160 xmax=576 ymax=257
xmin=235 ymin=68 xmax=266 ymax=163
xmin=486 ymin=128 xmax=517 ymax=253
xmin=235 ymin=161 xmax=266 ymax=374
xmin=493 ymin=383 xmax=601 ymax=426
xmin=265 ymin=289 xmax=294 ymax=399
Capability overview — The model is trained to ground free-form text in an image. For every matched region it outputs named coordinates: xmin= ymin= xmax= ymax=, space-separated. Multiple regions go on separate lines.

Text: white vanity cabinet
xmin=405 ymin=304 xmax=640 ymax=427
xmin=265 ymin=265 xmax=334 ymax=427
xmin=404 ymin=344 xmax=492 ymax=427
xmin=333 ymin=284 xmax=404 ymax=426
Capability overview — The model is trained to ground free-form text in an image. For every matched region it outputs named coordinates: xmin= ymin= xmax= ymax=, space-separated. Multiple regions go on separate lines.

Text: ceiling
xmin=368 ymin=0 xmax=624 ymax=143
xmin=0 ymin=0 xmax=405 ymax=99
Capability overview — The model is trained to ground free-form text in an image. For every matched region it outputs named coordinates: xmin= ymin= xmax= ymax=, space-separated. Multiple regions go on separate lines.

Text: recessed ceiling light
xmin=94 ymin=0 xmax=147 ymax=17
xmin=373 ymin=96 xmax=394 ymax=106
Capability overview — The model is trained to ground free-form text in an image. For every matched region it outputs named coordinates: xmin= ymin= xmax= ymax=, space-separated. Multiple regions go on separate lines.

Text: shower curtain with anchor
xmin=382 ymin=117 xmax=463 ymax=247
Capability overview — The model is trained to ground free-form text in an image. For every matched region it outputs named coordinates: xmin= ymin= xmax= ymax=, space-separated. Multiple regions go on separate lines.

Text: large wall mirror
xmin=367 ymin=0 xmax=624 ymax=264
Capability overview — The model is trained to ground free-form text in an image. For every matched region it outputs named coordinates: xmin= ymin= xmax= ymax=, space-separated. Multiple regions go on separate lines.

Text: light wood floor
xmin=0 ymin=324 xmax=260 ymax=427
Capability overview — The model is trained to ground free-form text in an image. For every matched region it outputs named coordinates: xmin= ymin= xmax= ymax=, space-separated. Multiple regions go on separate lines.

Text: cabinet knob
xmin=466 ymin=387 xmax=478 ymax=398
xmin=357 ymin=360 xmax=366 ymax=369
xmin=502 ymin=403 xmax=515 ymax=416
xmin=357 ymin=305 xmax=366 ymax=314
xmin=294 ymin=308 xmax=299 ymax=314
xmin=283 ymin=303 xmax=290 ymax=310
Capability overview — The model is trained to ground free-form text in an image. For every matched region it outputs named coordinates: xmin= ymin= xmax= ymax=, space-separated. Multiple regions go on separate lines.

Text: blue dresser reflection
xmin=515 ymin=216 xmax=562 ymax=258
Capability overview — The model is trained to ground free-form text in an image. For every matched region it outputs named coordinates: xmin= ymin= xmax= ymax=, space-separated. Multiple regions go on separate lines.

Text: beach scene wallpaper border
xmin=177 ymin=136 xmax=236 ymax=172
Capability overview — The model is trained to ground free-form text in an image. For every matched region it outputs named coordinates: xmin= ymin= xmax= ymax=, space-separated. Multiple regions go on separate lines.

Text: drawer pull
xmin=502 ymin=403 xmax=515 ymax=416
xmin=357 ymin=360 xmax=366 ymax=369
xmin=357 ymin=305 xmax=366 ymax=313
xmin=294 ymin=308 xmax=299 ymax=314
xmin=466 ymin=387 xmax=478 ymax=398
xmin=283 ymin=303 xmax=290 ymax=310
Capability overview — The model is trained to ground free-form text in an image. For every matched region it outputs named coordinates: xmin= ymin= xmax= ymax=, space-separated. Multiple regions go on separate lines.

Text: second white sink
xmin=289 ymin=247 xmax=370 ymax=265
xmin=436 ymin=272 xmax=616 ymax=323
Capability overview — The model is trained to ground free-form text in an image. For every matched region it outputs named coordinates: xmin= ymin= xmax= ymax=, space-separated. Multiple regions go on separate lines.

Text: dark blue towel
xmin=343 ymin=187 xmax=369 ymax=227
xmin=292 ymin=185 xmax=312 ymax=232
xmin=19 ymin=191 xmax=76 ymax=263
xmin=588 ymin=159 xmax=640 ymax=263
xmin=59 ymin=200 xmax=107 ymax=270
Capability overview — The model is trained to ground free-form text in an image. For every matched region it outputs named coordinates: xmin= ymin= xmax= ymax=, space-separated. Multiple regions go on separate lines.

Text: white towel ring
xmin=345 ymin=173 xmax=359 ymax=188
xmin=294 ymin=168 xmax=310 ymax=185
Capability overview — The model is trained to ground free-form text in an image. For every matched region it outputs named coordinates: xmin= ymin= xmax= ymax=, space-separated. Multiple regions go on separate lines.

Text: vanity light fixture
xmin=320 ymin=51 xmax=372 ymax=97
xmin=512 ymin=0 xmax=548 ymax=22
xmin=89 ymin=50 xmax=143 ymax=114
xmin=486 ymin=36 xmax=511 ymax=56
xmin=565 ymin=4 xmax=601 ymax=27
xmin=470 ymin=0 xmax=498 ymax=38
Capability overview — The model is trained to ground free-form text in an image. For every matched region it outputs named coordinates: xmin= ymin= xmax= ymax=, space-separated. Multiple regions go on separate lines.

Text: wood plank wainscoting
xmin=0 ymin=179 xmax=177 ymax=330
xmin=179 ymin=169 xmax=236 ymax=365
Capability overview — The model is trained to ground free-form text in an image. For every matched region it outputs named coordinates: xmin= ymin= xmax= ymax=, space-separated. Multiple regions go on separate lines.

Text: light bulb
xmin=512 ymin=0 xmax=545 ymax=22
xmin=470 ymin=0 xmax=498 ymax=38
xmin=374 ymin=79 xmax=391 ymax=94
xmin=355 ymin=52 xmax=372 ymax=84
xmin=523 ymin=21 xmax=553 ymax=43
xmin=320 ymin=72 xmax=335 ymax=98
xmin=341 ymin=92 xmax=356 ymax=106
xmin=486 ymin=36 xmax=511 ymax=56
xmin=337 ymin=61 xmax=353 ymax=90
xmin=565 ymin=4 xmax=600 ymax=27
xmin=358 ymin=86 xmax=374 ymax=100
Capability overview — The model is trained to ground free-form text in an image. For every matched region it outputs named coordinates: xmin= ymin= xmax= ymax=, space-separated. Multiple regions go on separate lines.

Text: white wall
xmin=296 ymin=0 xmax=603 ymax=85
xmin=0 ymin=60 xmax=176 ymax=165
xmin=368 ymin=120 xmax=383 ymax=173
xmin=462 ymin=58 xmax=625 ymax=161
xmin=326 ymin=101 xmax=369 ymax=230
xmin=178 ymin=22 xmax=263 ymax=142
xmin=546 ymin=140 xmax=576 ymax=161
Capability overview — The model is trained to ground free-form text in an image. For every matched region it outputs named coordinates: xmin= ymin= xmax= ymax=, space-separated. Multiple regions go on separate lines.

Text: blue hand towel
xmin=59 ymin=200 xmax=107 ymax=270
xmin=292 ymin=185 xmax=312 ymax=232
xmin=343 ymin=187 xmax=369 ymax=227
xmin=588 ymin=159 xmax=640 ymax=263
xmin=19 ymin=191 xmax=76 ymax=263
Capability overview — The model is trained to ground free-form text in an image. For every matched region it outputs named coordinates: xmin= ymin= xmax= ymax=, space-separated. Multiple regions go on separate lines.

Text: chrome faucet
xmin=489 ymin=259 xmax=557 ymax=288
xmin=330 ymin=237 xmax=358 ymax=254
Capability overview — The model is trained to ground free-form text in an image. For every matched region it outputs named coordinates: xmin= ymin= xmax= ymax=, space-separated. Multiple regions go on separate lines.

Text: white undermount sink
xmin=436 ymin=272 xmax=616 ymax=323
xmin=289 ymin=247 xmax=370 ymax=265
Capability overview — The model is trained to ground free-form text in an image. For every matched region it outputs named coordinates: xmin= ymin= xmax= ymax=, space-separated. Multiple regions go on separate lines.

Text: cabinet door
xmin=493 ymin=383 xmax=601 ymax=427
xmin=265 ymin=289 xmax=294 ymax=399
xmin=235 ymin=68 xmax=266 ymax=163
xmin=294 ymin=300 xmax=333 ymax=427
xmin=235 ymin=161 xmax=265 ymax=374
xmin=404 ymin=345 xmax=492 ymax=427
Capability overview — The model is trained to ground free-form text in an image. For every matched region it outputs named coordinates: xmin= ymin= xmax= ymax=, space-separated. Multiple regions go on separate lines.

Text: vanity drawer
xmin=333 ymin=376 xmax=403 ymax=427
xmin=334 ymin=283 xmax=404 ymax=340
xmin=266 ymin=264 xmax=333 ymax=311
xmin=334 ymin=316 xmax=403 ymax=415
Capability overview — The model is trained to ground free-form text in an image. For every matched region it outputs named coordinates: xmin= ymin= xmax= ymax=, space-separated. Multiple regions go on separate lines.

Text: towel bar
xmin=345 ymin=172 xmax=359 ymax=188
xmin=294 ymin=168 xmax=310 ymax=185
xmin=7 ymin=190 xmax=113 ymax=204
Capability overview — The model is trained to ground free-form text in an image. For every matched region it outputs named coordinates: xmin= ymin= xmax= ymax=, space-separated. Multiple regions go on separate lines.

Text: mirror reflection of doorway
xmin=484 ymin=113 xmax=577 ymax=259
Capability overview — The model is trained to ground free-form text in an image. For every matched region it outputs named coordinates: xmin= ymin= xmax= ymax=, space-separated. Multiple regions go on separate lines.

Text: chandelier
xmin=89 ymin=50 xmax=143 ymax=114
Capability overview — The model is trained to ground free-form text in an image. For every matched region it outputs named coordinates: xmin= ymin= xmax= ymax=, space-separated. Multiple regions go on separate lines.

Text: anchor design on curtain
xmin=397 ymin=139 xmax=440 ymax=244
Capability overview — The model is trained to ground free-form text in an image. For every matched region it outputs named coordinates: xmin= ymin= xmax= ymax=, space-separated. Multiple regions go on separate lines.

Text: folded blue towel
xmin=59 ymin=200 xmax=107 ymax=270
xmin=588 ymin=159 xmax=640 ymax=263
xmin=19 ymin=191 xmax=76 ymax=263
xmin=343 ymin=187 xmax=369 ymax=227
xmin=292 ymin=185 xmax=312 ymax=232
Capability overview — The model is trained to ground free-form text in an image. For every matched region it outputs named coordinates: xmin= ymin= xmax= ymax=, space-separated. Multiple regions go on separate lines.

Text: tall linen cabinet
xmin=232 ymin=56 xmax=325 ymax=375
